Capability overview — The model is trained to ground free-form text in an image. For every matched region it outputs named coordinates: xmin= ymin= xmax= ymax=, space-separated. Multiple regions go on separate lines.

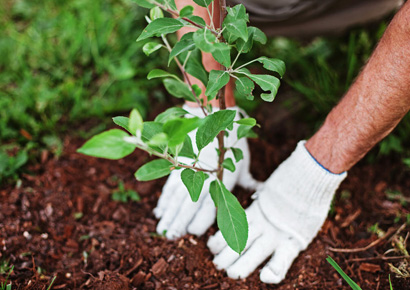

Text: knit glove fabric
xmin=207 ymin=141 xmax=347 ymax=283
xmin=154 ymin=105 xmax=260 ymax=239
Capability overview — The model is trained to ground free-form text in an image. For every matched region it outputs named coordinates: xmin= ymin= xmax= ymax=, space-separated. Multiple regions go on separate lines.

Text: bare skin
xmin=305 ymin=1 xmax=410 ymax=173
xmin=178 ymin=0 xmax=410 ymax=173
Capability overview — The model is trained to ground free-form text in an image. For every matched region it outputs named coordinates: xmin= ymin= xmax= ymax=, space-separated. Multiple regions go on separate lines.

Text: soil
xmin=1 ymin=100 xmax=410 ymax=289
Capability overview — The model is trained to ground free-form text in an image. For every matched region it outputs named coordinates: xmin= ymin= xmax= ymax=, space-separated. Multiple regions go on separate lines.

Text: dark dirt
xmin=1 ymin=100 xmax=410 ymax=289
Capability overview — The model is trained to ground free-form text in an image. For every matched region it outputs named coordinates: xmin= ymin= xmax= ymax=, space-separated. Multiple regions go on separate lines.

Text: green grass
xmin=0 ymin=0 xmax=167 ymax=183
xmin=327 ymin=256 xmax=362 ymax=290
xmin=0 ymin=265 xmax=13 ymax=290
xmin=327 ymin=256 xmax=395 ymax=289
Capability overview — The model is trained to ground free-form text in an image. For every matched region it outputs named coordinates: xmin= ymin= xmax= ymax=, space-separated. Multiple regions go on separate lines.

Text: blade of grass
xmin=1 ymin=265 xmax=13 ymax=290
xmin=389 ymin=275 xmax=394 ymax=290
xmin=46 ymin=276 xmax=57 ymax=290
xmin=326 ymin=256 xmax=362 ymax=290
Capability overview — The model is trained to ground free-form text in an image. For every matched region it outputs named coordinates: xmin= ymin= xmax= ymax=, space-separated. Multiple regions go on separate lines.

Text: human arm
xmin=208 ymin=1 xmax=410 ymax=283
xmin=306 ymin=1 xmax=410 ymax=173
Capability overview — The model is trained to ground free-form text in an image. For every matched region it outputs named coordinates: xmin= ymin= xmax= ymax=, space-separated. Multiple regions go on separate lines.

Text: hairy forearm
xmin=306 ymin=2 xmax=410 ymax=173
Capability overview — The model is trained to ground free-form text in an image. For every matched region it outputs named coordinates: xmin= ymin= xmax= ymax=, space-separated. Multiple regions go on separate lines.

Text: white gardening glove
xmin=153 ymin=105 xmax=261 ymax=239
xmin=207 ymin=141 xmax=347 ymax=283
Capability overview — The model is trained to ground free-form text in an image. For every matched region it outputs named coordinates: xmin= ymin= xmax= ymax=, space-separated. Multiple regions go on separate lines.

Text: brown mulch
xmin=1 ymin=101 xmax=410 ymax=289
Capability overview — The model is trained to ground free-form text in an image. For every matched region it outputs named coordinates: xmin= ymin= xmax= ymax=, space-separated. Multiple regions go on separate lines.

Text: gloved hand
xmin=207 ymin=141 xmax=347 ymax=283
xmin=153 ymin=105 xmax=260 ymax=239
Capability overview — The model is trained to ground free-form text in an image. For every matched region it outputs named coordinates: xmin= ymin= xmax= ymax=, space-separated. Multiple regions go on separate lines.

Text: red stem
xmin=217 ymin=0 xmax=227 ymax=181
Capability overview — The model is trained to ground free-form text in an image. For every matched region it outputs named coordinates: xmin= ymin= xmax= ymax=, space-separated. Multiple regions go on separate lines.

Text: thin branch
xmin=176 ymin=163 xmax=217 ymax=173
xmin=329 ymin=226 xmax=398 ymax=253
xmin=231 ymin=50 xmax=242 ymax=69
xmin=235 ymin=58 xmax=259 ymax=71
xmin=347 ymin=255 xmax=410 ymax=263
xmin=161 ymin=34 xmax=208 ymax=116
xmin=206 ymin=5 xmax=215 ymax=30
xmin=183 ymin=51 xmax=192 ymax=68
xmin=143 ymin=143 xmax=216 ymax=173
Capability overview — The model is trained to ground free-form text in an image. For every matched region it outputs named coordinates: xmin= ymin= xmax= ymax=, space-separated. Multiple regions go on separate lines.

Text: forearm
xmin=306 ymin=2 xmax=410 ymax=173
xmin=175 ymin=0 xmax=235 ymax=107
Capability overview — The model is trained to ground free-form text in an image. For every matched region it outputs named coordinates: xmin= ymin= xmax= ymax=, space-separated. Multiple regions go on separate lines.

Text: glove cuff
xmin=257 ymin=140 xmax=347 ymax=248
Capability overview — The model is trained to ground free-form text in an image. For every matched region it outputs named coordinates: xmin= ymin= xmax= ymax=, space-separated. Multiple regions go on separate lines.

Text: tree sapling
xmin=78 ymin=0 xmax=285 ymax=254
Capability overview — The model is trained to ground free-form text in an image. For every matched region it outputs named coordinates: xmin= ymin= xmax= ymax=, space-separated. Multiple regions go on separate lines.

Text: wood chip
xmin=202 ymin=283 xmax=219 ymax=289
xmin=359 ymin=263 xmax=381 ymax=273
xmin=131 ymin=271 xmax=146 ymax=286
xmin=151 ymin=258 xmax=168 ymax=276
xmin=341 ymin=209 xmax=361 ymax=228
xmin=188 ymin=237 xmax=197 ymax=245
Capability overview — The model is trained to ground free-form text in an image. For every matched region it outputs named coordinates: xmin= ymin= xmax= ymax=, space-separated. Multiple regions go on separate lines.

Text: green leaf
xmin=163 ymin=117 xmax=202 ymax=147
xmin=129 ymin=109 xmax=144 ymax=136
xmin=256 ymin=57 xmax=286 ymax=78
xmin=77 ymin=129 xmax=136 ymax=160
xmin=113 ymin=116 xmax=131 ymax=133
xmin=169 ymin=32 xmax=195 ymax=65
xmin=165 ymin=0 xmax=177 ymax=10
xmin=231 ymin=148 xmax=243 ymax=162
xmin=179 ymin=136 xmax=196 ymax=158
xmin=235 ymin=27 xmax=265 ymax=53
xmin=140 ymin=122 xmax=167 ymax=153
xmin=148 ymin=132 xmax=168 ymax=146
xmin=141 ymin=122 xmax=164 ymax=142
xmin=196 ymin=110 xmax=236 ymax=151
xmin=184 ymin=49 xmax=208 ymax=86
xmin=223 ymin=4 xmax=249 ymax=43
xmin=211 ymin=43 xmax=231 ymax=67
xmin=193 ymin=28 xmax=217 ymax=53
xmin=150 ymin=6 xmax=164 ymax=20
xmin=10 ymin=150 xmax=28 ymax=172
xmin=179 ymin=5 xmax=194 ymax=17
xmin=143 ymin=42 xmax=162 ymax=56
xmin=238 ymin=70 xmax=280 ymax=102
xmin=222 ymin=158 xmax=235 ymax=172
xmin=137 ymin=18 xmax=184 ymax=41
xmin=192 ymin=84 xmax=202 ymax=97
xmin=205 ymin=70 xmax=230 ymax=100
xmin=154 ymin=107 xmax=188 ymax=123
xmin=182 ymin=15 xmax=206 ymax=27
xmin=235 ymin=77 xmax=254 ymax=100
xmin=135 ymin=159 xmax=174 ymax=181
xmin=181 ymin=169 xmax=205 ymax=202
xmin=224 ymin=19 xmax=248 ymax=42
xmin=209 ymin=180 xmax=220 ymax=206
xmin=235 ymin=118 xmax=256 ymax=126
xmin=163 ymin=78 xmax=196 ymax=102
xmin=237 ymin=125 xmax=257 ymax=139
xmin=132 ymin=0 xmax=155 ymax=9
xmin=326 ymin=257 xmax=362 ymax=290
xmin=147 ymin=69 xmax=180 ymax=80
xmin=209 ymin=180 xmax=248 ymax=254
xmin=226 ymin=4 xmax=249 ymax=22
xmin=192 ymin=0 xmax=213 ymax=8
xmin=251 ymin=27 xmax=267 ymax=44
